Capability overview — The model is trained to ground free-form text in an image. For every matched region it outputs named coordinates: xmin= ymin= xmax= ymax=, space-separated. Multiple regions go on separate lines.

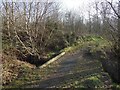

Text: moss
xmin=47 ymin=52 xmax=56 ymax=58
xmin=112 ymin=83 xmax=120 ymax=89
xmin=79 ymin=76 xmax=104 ymax=88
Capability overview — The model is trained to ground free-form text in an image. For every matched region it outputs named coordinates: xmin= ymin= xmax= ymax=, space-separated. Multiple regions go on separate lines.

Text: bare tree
xmin=2 ymin=1 xmax=61 ymax=62
xmin=106 ymin=0 xmax=120 ymax=54
xmin=106 ymin=0 xmax=120 ymax=82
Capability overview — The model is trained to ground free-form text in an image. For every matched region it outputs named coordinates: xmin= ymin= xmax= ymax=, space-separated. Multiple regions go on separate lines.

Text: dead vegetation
xmin=2 ymin=54 xmax=35 ymax=85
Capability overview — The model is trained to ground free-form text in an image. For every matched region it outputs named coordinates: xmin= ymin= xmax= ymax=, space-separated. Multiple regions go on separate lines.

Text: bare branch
xmin=107 ymin=1 xmax=120 ymax=19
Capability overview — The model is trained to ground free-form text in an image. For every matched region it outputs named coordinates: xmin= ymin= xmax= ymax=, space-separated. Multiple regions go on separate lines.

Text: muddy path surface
xmin=25 ymin=48 xmax=112 ymax=88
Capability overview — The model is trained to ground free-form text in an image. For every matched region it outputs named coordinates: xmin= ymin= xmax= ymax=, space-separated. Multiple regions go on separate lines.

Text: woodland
xmin=1 ymin=0 xmax=120 ymax=89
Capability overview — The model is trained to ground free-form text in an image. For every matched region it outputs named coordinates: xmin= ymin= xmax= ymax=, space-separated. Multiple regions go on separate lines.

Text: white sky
xmin=1 ymin=0 xmax=118 ymax=15
xmin=59 ymin=0 xmax=118 ymax=19
xmin=59 ymin=0 xmax=99 ymax=15
xmin=59 ymin=0 xmax=97 ymax=19
xmin=60 ymin=0 xmax=117 ymax=10
xmin=60 ymin=0 xmax=89 ymax=10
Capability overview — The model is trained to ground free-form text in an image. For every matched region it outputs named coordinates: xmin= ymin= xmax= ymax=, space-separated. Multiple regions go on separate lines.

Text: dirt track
xmin=26 ymin=48 xmax=112 ymax=88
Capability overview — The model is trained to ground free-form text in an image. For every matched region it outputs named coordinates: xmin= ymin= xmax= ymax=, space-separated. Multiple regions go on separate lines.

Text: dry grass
xmin=2 ymin=54 xmax=35 ymax=85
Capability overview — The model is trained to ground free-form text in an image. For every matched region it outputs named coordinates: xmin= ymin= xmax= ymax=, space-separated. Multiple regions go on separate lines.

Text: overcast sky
xmin=60 ymin=0 xmax=93 ymax=11
xmin=1 ymin=0 xmax=118 ymax=18
xmin=59 ymin=0 xmax=118 ymax=11
xmin=58 ymin=0 xmax=118 ymax=19
xmin=58 ymin=0 xmax=99 ymax=19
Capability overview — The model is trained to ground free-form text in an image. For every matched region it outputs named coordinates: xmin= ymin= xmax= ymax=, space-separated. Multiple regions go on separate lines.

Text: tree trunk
xmin=117 ymin=1 xmax=120 ymax=82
